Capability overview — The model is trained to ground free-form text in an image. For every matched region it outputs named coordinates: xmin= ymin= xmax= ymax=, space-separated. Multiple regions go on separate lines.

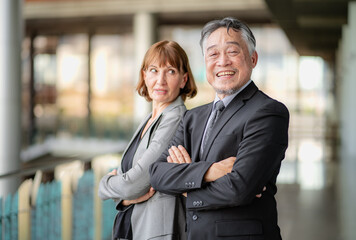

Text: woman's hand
xmin=121 ymin=187 xmax=156 ymax=206
xmin=107 ymin=169 xmax=117 ymax=176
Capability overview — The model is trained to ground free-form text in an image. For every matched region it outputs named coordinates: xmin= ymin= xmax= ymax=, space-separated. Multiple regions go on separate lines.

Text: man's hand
xmin=122 ymin=187 xmax=156 ymax=206
xmin=167 ymin=145 xmax=191 ymax=197
xmin=204 ymin=157 xmax=236 ymax=182
xmin=256 ymin=186 xmax=267 ymax=198
xmin=167 ymin=145 xmax=191 ymax=163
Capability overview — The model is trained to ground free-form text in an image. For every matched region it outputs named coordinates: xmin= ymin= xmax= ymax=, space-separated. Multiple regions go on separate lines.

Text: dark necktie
xmin=200 ymin=100 xmax=225 ymax=157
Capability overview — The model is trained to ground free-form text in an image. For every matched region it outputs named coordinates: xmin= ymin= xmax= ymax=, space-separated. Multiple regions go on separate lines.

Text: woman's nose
xmin=157 ymin=72 xmax=167 ymax=84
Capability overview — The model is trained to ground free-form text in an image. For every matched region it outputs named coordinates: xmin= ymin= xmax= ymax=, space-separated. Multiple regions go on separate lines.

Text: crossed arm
xmin=105 ymin=169 xmax=156 ymax=206
xmin=167 ymin=145 xmax=265 ymax=197
xmin=150 ymin=102 xmax=289 ymax=210
xmin=98 ymin=109 xmax=184 ymax=205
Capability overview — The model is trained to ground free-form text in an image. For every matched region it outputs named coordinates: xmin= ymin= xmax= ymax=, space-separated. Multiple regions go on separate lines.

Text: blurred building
xmin=1 ymin=0 xmax=356 ymax=239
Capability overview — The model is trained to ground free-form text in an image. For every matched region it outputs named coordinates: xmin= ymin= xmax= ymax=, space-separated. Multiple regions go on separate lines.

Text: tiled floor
xmin=276 ymin=158 xmax=356 ymax=240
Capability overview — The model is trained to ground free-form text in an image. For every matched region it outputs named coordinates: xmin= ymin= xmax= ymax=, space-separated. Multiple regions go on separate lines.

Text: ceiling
xmin=265 ymin=0 xmax=350 ymax=63
xmin=24 ymin=0 xmax=351 ymax=63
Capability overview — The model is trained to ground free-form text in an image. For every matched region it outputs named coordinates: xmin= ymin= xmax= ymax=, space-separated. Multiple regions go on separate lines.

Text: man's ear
xmin=251 ymin=51 xmax=258 ymax=68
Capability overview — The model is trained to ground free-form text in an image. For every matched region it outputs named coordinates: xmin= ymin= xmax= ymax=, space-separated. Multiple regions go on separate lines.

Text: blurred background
xmin=1 ymin=0 xmax=356 ymax=239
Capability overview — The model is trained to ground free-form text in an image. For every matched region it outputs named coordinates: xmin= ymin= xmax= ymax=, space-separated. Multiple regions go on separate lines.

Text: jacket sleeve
xmin=98 ymin=106 xmax=185 ymax=200
xmin=185 ymin=102 xmax=289 ymax=210
xmin=150 ymin=111 xmax=215 ymax=195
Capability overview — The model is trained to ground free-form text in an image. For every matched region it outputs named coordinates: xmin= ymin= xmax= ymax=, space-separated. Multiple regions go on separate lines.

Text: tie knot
xmin=215 ymin=100 xmax=225 ymax=112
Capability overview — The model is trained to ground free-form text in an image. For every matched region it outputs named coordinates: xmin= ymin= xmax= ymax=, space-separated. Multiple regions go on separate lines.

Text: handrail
xmin=0 ymin=155 xmax=91 ymax=179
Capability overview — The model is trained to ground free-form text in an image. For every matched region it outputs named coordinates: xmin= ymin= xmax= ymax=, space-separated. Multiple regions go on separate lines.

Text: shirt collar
xmin=213 ymin=79 xmax=252 ymax=109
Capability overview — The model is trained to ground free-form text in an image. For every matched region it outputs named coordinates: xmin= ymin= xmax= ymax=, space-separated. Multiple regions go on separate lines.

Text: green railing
xmin=0 ymin=155 xmax=119 ymax=240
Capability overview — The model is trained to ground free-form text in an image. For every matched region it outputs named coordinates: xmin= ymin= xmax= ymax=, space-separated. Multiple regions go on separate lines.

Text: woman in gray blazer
xmin=98 ymin=40 xmax=197 ymax=240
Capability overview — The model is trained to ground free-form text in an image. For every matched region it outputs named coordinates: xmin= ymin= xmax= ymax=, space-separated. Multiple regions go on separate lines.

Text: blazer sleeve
xmin=98 ymin=106 xmax=185 ymax=200
xmin=185 ymin=101 xmax=289 ymax=210
xmin=150 ymin=111 xmax=215 ymax=195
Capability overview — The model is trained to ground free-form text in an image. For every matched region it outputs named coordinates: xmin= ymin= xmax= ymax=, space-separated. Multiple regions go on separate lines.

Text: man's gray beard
xmin=214 ymin=86 xmax=239 ymax=96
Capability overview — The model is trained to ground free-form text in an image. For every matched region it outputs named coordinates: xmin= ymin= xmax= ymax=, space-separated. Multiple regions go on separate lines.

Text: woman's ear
xmin=180 ymin=73 xmax=188 ymax=89
xmin=142 ymin=70 xmax=147 ymax=80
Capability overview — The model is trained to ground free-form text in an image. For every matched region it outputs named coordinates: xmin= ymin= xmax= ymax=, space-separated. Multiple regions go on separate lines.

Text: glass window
xmin=90 ymin=34 xmax=135 ymax=139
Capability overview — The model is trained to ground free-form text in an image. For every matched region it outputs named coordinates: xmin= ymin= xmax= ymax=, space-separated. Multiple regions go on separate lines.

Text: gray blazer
xmin=98 ymin=96 xmax=187 ymax=240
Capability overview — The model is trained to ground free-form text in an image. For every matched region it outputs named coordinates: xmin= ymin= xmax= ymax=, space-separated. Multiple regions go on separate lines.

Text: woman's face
xmin=143 ymin=60 xmax=187 ymax=105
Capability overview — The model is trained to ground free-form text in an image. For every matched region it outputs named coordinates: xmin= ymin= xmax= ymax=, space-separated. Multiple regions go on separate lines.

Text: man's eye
xmin=228 ymin=49 xmax=239 ymax=55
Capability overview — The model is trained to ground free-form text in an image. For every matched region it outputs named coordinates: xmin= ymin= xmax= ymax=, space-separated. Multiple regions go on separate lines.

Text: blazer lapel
xmin=201 ymin=81 xmax=258 ymax=161
xmin=133 ymin=96 xmax=186 ymax=165
xmin=120 ymin=113 xmax=151 ymax=164
xmin=191 ymin=103 xmax=213 ymax=162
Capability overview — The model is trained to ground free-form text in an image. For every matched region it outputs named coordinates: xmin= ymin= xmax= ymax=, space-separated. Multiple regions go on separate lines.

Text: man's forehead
xmin=206 ymin=41 xmax=240 ymax=51
xmin=205 ymin=28 xmax=241 ymax=45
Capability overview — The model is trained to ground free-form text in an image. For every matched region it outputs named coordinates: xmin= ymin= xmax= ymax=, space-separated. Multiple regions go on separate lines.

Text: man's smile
xmin=216 ymin=71 xmax=236 ymax=77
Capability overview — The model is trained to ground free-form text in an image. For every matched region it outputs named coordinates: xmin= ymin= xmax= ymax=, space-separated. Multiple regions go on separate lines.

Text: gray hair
xmin=200 ymin=17 xmax=256 ymax=56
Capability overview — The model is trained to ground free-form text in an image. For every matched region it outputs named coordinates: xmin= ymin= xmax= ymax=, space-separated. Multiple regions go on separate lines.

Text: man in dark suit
xmin=149 ymin=17 xmax=289 ymax=240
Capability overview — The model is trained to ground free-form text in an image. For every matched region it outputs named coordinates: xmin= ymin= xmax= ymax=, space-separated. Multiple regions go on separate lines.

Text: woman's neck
xmin=151 ymin=101 xmax=170 ymax=119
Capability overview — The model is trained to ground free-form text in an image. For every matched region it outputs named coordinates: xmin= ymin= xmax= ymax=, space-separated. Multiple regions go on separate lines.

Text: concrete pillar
xmin=133 ymin=12 xmax=157 ymax=126
xmin=339 ymin=2 xmax=356 ymax=159
xmin=0 ymin=0 xmax=22 ymax=197
xmin=337 ymin=2 xmax=356 ymax=240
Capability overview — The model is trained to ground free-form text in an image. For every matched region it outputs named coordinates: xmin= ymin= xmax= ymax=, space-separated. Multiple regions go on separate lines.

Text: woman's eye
xmin=149 ymin=68 xmax=157 ymax=73
xmin=168 ymin=69 xmax=176 ymax=74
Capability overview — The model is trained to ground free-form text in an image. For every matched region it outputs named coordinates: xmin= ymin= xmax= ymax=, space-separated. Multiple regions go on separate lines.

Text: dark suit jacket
xmin=150 ymin=81 xmax=289 ymax=240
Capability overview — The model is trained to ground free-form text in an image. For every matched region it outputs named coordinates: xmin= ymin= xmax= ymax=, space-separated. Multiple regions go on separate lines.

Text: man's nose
xmin=218 ymin=53 xmax=231 ymax=66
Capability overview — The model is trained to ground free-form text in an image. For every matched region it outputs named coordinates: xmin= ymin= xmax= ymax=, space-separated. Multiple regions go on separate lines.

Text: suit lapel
xmin=191 ymin=103 xmax=213 ymax=162
xmin=201 ymin=82 xmax=258 ymax=161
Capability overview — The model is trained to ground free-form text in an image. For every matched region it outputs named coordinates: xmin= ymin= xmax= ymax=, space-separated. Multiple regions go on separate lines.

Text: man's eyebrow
xmin=206 ymin=41 xmax=240 ymax=52
xmin=206 ymin=44 xmax=217 ymax=52
xmin=226 ymin=41 xmax=240 ymax=47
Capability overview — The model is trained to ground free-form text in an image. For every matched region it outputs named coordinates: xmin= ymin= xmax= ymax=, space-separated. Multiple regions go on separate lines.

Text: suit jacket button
xmin=192 ymin=215 xmax=198 ymax=221
xmin=185 ymin=183 xmax=189 ymax=187
xmin=193 ymin=201 xmax=197 ymax=206
xmin=192 ymin=182 xmax=195 ymax=186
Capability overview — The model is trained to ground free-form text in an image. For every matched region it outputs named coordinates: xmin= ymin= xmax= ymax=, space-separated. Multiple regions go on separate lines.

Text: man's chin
xmin=214 ymin=87 xmax=239 ymax=96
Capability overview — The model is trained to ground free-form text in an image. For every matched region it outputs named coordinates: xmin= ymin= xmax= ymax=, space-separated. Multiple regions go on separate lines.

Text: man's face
xmin=204 ymin=27 xmax=258 ymax=98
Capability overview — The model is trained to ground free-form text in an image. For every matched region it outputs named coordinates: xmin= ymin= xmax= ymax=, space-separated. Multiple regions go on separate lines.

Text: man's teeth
xmin=217 ymin=71 xmax=235 ymax=77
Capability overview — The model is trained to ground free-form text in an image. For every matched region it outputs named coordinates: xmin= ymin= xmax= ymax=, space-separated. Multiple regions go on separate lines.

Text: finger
xmin=171 ymin=146 xmax=185 ymax=163
xmin=148 ymin=189 xmax=156 ymax=197
xmin=108 ymin=169 xmax=117 ymax=175
xmin=263 ymin=186 xmax=266 ymax=191
xmin=122 ymin=200 xmax=131 ymax=206
xmin=256 ymin=193 xmax=262 ymax=198
xmin=167 ymin=156 xmax=173 ymax=163
xmin=168 ymin=148 xmax=179 ymax=163
xmin=178 ymin=145 xmax=191 ymax=163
